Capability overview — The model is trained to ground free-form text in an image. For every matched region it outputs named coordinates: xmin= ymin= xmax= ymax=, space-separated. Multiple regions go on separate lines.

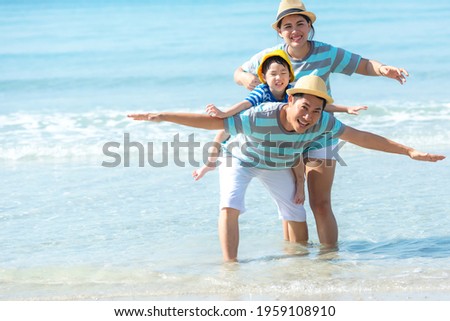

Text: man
xmin=128 ymin=75 xmax=445 ymax=262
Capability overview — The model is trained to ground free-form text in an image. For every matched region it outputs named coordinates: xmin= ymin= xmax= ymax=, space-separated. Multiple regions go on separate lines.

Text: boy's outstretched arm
xmin=340 ymin=126 xmax=446 ymax=162
xmin=127 ymin=112 xmax=225 ymax=130
xmin=324 ymin=104 xmax=368 ymax=115
xmin=205 ymin=101 xmax=252 ymax=118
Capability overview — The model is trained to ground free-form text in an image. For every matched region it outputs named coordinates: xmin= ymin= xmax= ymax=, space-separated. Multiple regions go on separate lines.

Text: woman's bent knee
xmin=309 ymin=198 xmax=332 ymax=216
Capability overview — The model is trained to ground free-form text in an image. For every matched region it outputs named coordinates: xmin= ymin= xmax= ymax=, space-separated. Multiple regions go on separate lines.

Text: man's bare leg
xmin=218 ymin=207 xmax=240 ymax=262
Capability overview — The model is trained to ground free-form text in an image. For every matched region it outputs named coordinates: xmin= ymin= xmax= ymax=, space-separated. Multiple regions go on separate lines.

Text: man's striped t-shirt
xmin=223 ymin=102 xmax=346 ymax=169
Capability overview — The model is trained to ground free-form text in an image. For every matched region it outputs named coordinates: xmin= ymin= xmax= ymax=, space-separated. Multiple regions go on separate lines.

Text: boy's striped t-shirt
xmin=223 ymin=102 xmax=346 ymax=169
xmin=245 ymin=83 xmax=293 ymax=106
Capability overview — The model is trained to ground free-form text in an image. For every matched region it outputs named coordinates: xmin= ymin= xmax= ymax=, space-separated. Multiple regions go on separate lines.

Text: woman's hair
xmin=261 ymin=56 xmax=291 ymax=77
xmin=277 ymin=14 xmax=315 ymax=40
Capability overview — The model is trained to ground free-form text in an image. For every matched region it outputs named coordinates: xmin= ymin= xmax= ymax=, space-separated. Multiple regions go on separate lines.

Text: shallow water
xmin=1 ymin=0 xmax=449 ymax=300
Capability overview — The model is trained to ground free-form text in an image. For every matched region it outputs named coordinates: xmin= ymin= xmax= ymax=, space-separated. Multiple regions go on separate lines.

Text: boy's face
xmin=262 ymin=62 xmax=291 ymax=95
xmin=286 ymin=94 xmax=323 ymax=133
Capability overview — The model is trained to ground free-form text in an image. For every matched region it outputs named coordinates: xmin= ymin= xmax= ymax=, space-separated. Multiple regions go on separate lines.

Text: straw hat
xmin=272 ymin=0 xmax=316 ymax=30
xmin=286 ymin=75 xmax=333 ymax=104
xmin=257 ymin=49 xmax=295 ymax=83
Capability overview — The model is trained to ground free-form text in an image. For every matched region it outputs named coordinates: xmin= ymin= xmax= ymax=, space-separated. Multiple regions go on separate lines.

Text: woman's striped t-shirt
xmin=241 ymin=41 xmax=362 ymax=96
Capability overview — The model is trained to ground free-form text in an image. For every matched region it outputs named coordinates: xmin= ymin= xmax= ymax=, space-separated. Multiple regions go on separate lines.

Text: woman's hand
xmin=379 ymin=65 xmax=409 ymax=84
xmin=235 ymin=67 xmax=261 ymax=90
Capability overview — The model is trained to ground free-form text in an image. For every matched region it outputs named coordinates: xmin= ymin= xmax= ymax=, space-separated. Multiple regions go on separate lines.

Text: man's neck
xmin=279 ymin=105 xmax=294 ymax=132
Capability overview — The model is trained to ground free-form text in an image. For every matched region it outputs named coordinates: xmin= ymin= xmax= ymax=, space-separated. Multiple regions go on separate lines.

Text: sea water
xmin=0 ymin=0 xmax=449 ymax=300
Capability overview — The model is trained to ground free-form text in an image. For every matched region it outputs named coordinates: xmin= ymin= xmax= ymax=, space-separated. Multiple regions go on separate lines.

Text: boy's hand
xmin=408 ymin=150 xmax=446 ymax=162
xmin=347 ymin=105 xmax=368 ymax=115
xmin=127 ymin=113 xmax=163 ymax=122
xmin=206 ymin=104 xmax=227 ymax=118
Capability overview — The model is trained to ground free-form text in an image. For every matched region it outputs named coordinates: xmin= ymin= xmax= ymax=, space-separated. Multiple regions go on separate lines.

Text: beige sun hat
xmin=286 ymin=75 xmax=333 ymax=104
xmin=257 ymin=49 xmax=295 ymax=83
xmin=272 ymin=0 xmax=316 ymax=30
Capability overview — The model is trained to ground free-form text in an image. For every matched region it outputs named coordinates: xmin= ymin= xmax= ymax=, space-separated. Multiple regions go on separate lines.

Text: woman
xmin=234 ymin=0 xmax=409 ymax=247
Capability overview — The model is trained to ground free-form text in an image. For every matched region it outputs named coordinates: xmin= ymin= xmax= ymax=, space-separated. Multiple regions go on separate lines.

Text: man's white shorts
xmin=218 ymin=156 xmax=306 ymax=222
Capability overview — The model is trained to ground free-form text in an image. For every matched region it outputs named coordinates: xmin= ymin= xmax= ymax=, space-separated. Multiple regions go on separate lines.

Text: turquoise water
xmin=1 ymin=0 xmax=449 ymax=300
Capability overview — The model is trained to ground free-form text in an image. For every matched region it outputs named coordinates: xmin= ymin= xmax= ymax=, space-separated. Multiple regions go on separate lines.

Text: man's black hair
xmin=293 ymin=93 xmax=327 ymax=109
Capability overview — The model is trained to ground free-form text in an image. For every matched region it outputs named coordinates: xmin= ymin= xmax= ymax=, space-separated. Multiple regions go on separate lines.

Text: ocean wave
xmin=0 ymin=101 xmax=449 ymax=161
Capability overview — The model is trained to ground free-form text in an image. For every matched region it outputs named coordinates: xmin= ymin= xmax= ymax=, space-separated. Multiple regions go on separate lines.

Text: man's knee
xmin=220 ymin=207 xmax=240 ymax=219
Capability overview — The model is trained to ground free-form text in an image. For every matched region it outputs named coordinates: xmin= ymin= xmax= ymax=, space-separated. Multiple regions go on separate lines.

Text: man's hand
xmin=408 ymin=150 xmax=446 ymax=162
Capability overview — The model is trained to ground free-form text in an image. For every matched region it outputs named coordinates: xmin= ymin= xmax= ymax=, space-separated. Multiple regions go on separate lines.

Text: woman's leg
xmin=305 ymin=158 xmax=338 ymax=247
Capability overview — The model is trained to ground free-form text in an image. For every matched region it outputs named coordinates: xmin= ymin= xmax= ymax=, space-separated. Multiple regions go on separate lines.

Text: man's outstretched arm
xmin=127 ymin=112 xmax=225 ymax=130
xmin=339 ymin=126 xmax=445 ymax=162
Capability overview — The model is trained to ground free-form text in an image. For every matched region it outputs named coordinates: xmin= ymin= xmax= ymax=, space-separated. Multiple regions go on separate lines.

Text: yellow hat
xmin=257 ymin=49 xmax=295 ymax=83
xmin=272 ymin=0 xmax=316 ymax=30
xmin=286 ymin=75 xmax=333 ymax=104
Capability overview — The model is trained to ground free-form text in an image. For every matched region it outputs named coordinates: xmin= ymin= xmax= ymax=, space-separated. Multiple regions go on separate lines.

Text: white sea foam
xmin=1 ymin=100 xmax=448 ymax=161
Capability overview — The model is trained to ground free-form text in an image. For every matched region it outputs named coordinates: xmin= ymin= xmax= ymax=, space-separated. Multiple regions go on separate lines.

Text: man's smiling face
xmin=285 ymin=94 xmax=324 ymax=133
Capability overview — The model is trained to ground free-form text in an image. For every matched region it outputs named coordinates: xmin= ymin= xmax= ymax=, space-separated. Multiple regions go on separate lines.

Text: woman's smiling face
xmin=277 ymin=14 xmax=311 ymax=48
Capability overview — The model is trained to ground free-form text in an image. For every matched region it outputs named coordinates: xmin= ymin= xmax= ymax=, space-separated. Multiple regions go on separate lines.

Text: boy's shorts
xmin=218 ymin=156 xmax=306 ymax=222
